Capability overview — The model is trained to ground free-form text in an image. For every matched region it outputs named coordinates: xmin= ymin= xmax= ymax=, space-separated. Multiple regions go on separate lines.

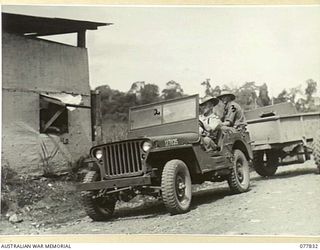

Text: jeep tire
xmin=81 ymin=171 xmax=116 ymax=221
xmin=227 ymin=149 xmax=250 ymax=193
xmin=312 ymin=130 xmax=320 ymax=174
xmin=253 ymin=150 xmax=278 ymax=177
xmin=161 ymin=160 xmax=192 ymax=214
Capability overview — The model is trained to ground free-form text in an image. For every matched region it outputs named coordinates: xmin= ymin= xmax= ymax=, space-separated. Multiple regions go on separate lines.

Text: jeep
xmin=77 ymin=94 xmax=252 ymax=221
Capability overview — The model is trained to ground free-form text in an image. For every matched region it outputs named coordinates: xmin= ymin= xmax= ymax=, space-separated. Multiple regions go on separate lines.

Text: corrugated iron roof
xmin=2 ymin=12 xmax=111 ymax=37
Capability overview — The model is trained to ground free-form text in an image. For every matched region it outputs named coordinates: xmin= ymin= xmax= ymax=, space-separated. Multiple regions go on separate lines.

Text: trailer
xmin=245 ymin=102 xmax=320 ymax=176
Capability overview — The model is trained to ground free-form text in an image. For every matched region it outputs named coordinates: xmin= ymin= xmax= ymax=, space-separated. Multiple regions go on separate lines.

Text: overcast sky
xmin=3 ymin=5 xmax=320 ymax=97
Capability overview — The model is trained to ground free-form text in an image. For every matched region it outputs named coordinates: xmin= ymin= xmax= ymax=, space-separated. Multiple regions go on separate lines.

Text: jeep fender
xmin=232 ymin=140 xmax=253 ymax=161
xmin=146 ymin=145 xmax=202 ymax=176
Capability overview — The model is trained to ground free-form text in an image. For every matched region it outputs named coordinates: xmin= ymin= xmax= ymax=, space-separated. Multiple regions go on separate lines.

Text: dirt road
xmin=1 ymin=160 xmax=319 ymax=236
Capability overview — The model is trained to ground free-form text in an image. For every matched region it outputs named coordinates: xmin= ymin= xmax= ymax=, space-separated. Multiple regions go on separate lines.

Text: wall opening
xmin=40 ymin=95 xmax=68 ymax=135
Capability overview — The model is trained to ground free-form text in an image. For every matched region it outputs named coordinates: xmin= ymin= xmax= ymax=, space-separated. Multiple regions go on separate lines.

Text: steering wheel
xmin=199 ymin=119 xmax=205 ymax=129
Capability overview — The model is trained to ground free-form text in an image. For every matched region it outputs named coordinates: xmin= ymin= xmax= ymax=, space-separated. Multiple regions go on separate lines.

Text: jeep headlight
xmin=142 ymin=141 xmax=152 ymax=152
xmin=94 ymin=149 xmax=103 ymax=160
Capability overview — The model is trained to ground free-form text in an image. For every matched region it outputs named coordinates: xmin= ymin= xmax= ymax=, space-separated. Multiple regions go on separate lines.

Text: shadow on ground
xmin=108 ymin=186 xmax=230 ymax=221
xmin=251 ymin=165 xmax=318 ymax=182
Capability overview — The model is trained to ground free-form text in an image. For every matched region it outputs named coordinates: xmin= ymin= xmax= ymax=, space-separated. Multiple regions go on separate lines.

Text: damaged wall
xmin=2 ymin=32 xmax=92 ymax=176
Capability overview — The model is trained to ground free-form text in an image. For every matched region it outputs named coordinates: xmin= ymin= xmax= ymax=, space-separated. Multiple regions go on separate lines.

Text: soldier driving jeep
xmin=199 ymin=96 xmax=222 ymax=152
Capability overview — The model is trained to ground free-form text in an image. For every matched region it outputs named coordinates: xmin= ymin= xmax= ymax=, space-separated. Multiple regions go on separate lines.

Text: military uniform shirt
xmin=223 ymin=101 xmax=247 ymax=128
xmin=200 ymin=113 xmax=221 ymax=136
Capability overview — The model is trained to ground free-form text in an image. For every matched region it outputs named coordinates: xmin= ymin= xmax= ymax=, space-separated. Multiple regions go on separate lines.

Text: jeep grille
xmin=101 ymin=141 xmax=144 ymax=178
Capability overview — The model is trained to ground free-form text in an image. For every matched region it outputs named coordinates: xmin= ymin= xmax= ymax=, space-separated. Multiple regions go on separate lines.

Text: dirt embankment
xmin=1 ymin=161 xmax=319 ymax=236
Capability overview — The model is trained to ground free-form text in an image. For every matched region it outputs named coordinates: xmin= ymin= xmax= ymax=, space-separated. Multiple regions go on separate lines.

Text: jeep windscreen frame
xmin=130 ymin=95 xmax=198 ymax=130
xmin=128 ymin=95 xmax=199 ymax=138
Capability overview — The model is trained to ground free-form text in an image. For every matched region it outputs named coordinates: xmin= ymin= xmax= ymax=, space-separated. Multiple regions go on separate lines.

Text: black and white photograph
xmin=1 ymin=4 xmax=320 ymax=237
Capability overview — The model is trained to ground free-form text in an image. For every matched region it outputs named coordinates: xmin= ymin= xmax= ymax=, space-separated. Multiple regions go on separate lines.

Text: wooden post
xmin=77 ymin=30 xmax=86 ymax=48
xmin=91 ymin=90 xmax=103 ymax=145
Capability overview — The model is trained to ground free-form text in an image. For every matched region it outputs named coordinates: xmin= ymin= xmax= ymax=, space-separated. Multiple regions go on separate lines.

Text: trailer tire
xmin=297 ymin=145 xmax=306 ymax=163
xmin=253 ymin=150 xmax=278 ymax=177
xmin=81 ymin=171 xmax=116 ymax=221
xmin=312 ymin=130 xmax=320 ymax=174
xmin=161 ymin=160 xmax=192 ymax=215
xmin=227 ymin=149 xmax=250 ymax=193
xmin=304 ymin=146 xmax=311 ymax=161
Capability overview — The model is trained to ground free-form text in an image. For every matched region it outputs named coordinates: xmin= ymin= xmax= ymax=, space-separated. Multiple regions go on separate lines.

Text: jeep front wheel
xmin=227 ymin=149 xmax=250 ymax=194
xmin=81 ymin=171 xmax=116 ymax=221
xmin=161 ymin=160 xmax=192 ymax=214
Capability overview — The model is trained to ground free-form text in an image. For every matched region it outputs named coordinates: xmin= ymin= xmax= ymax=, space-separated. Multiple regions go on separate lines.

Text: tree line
xmin=95 ymin=78 xmax=319 ymax=121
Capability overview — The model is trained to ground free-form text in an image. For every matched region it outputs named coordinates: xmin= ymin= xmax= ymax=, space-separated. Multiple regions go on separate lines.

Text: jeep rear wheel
xmin=227 ymin=149 xmax=250 ymax=194
xmin=312 ymin=130 xmax=320 ymax=174
xmin=253 ymin=150 xmax=278 ymax=177
xmin=81 ymin=171 xmax=116 ymax=221
xmin=161 ymin=160 xmax=192 ymax=214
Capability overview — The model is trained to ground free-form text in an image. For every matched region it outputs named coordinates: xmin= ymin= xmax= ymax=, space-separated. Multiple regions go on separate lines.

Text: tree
xmin=304 ymin=79 xmax=318 ymax=111
xmin=221 ymin=84 xmax=232 ymax=91
xmin=272 ymin=80 xmax=319 ymax=112
xmin=305 ymin=79 xmax=317 ymax=102
xmin=128 ymin=81 xmax=145 ymax=101
xmin=273 ymin=89 xmax=289 ymax=104
xmin=201 ymin=78 xmax=213 ymax=97
xmin=201 ymin=78 xmax=221 ymax=98
xmin=140 ymin=83 xmax=160 ymax=104
xmin=295 ymin=98 xmax=307 ymax=112
xmin=235 ymin=82 xmax=259 ymax=110
xmin=288 ymin=86 xmax=302 ymax=103
xmin=95 ymin=85 xmax=136 ymax=121
xmin=257 ymin=83 xmax=271 ymax=107
xmin=212 ymin=85 xmax=221 ymax=97
xmin=95 ymin=84 xmax=113 ymax=102
xmin=161 ymin=80 xmax=184 ymax=100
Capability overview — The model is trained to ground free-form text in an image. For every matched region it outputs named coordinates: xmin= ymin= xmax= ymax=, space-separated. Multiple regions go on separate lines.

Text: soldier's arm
xmin=224 ymin=105 xmax=237 ymax=126
xmin=203 ymin=123 xmax=212 ymax=132
xmin=222 ymin=120 xmax=232 ymax=126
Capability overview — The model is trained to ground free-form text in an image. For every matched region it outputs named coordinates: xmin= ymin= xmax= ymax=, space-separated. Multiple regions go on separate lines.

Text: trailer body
xmin=245 ymin=102 xmax=320 ymax=176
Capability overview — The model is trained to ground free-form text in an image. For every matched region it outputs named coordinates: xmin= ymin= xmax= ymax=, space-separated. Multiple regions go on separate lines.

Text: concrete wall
xmin=2 ymin=32 xmax=92 ymax=176
xmin=3 ymin=32 xmax=90 ymax=94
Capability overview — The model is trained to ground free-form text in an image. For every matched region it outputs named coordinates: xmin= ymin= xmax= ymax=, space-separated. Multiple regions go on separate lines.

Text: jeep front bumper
xmin=76 ymin=175 xmax=152 ymax=191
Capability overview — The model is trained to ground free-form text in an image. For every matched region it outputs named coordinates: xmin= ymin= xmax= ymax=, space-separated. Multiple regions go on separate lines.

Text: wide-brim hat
xmin=217 ymin=90 xmax=235 ymax=101
xmin=200 ymin=96 xmax=219 ymax=106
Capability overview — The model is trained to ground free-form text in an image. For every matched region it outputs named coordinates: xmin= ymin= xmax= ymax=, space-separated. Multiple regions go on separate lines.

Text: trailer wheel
xmin=297 ymin=145 xmax=306 ymax=163
xmin=312 ymin=130 xmax=320 ymax=174
xmin=304 ymin=146 xmax=311 ymax=161
xmin=81 ymin=171 xmax=116 ymax=221
xmin=253 ymin=150 xmax=278 ymax=177
xmin=227 ymin=149 xmax=250 ymax=193
xmin=161 ymin=160 xmax=192 ymax=214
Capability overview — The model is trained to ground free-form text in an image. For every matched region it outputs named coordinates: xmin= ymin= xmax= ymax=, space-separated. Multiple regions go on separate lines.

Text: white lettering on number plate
xmin=164 ymin=139 xmax=178 ymax=147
